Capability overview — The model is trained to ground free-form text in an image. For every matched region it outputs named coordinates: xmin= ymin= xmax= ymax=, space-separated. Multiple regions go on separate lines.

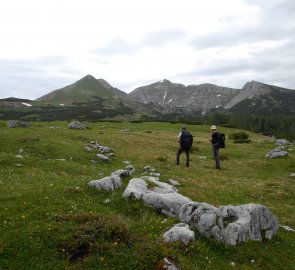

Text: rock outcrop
xmin=7 ymin=120 xmax=30 ymax=128
xmin=179 ymin=202 xmax=279 ymax=245
xmin=123 ymin=177 xmax=191 ymax=217
xmin=276 ymin=139 xmax=291 ymax=146
xmin=68 ymin=120 xmax=86 ymax=129
xmin=265 ymin=147 xmax=288 ymax=158
xmin=123 ymin=169 xmax=279 ymax=245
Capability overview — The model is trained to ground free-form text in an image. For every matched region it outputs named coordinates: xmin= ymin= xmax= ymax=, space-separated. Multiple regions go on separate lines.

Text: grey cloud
xmin=191 ymin=0 xmax=295 ymax=50
xmin=174 ymin=38 xmax=295 ymax=90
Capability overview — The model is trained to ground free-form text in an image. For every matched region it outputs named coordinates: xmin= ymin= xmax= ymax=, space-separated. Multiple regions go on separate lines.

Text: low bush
xmin=229 ymin=132 xmax=251 ymax=143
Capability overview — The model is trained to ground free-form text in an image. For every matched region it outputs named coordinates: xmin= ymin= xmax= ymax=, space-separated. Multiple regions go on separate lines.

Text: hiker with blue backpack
xmin=176 ymin=127 xmax=193 ymax=167
xmin=209 ymin=125 xmax=224 ymax=170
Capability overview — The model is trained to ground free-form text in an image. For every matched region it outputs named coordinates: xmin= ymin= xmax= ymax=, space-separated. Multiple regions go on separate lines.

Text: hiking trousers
xmin=176 ymin=146 xmax=190 ymax=167
xmin=212 ymin=144 xmax=220 ymax=169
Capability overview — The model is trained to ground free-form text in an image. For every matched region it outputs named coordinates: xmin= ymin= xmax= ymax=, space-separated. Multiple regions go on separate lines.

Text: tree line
xmin=205 ymin=113 xmax=295 ymax=140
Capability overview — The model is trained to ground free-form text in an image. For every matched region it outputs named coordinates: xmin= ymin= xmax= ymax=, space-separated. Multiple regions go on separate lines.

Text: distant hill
xmin=36 ymin=75 xmax=128 ymax=105
xmin=0 ymin=97 xmax=33 ymax=110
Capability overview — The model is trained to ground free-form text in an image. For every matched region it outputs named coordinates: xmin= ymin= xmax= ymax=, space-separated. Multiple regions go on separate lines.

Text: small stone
xmin=96 ymin=154 xmax=109 ymax=161
xmin=16 ymin=155 xmax=23 ymax=159
xmin=123 ymin=161 xmax=131 ymax=165
xmin=230 ymin=262 xmax=235 ymax=266
xmin=150 ymin=172 xmax=160 ymax=177
xmin=290 ymin=173 xmax=295 ymax=177
xmin=280 ymin=225 xmax=295 ymax=232
xmin=103 ymin=199 xmax=111 ymax=204
xmin=251 ymin=259 xmax=255 ymax=263
xmin=168 ymin=179 xmax=180 ymax=186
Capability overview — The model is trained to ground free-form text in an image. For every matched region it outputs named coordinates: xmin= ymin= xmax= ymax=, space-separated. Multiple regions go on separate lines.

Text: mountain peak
xmin=79 ymin=74 xmax=97 ymax=81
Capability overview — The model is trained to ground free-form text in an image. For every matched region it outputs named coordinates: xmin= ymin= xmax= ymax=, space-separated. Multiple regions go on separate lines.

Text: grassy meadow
xmin=0 ymin=120 xmax=294 ymax=270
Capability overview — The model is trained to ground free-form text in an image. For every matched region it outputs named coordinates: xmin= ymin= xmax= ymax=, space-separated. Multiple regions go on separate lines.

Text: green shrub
xmin=229 ymin=132 xmax=251 ymax=143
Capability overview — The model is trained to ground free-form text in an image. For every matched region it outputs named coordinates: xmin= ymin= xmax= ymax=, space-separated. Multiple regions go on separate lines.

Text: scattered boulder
xmin=290 ymin=173 xmax=295 ymax=177
xmin=88 ymin=175 xmax=122 ymax=192
xmin=68 ymin=120 xmax=86 ymax=130
xmin=276 ymin=139 xmax=291 ymax=146
xmin=7 ymin=120 xmax=30 ymax=128
xmin=163 ymin=223 xmax=195 ymax=246
xmin=96 ymin=154 xmax=110 ymax=161
xmin=87 ymin=141 xmax=114 ymax=154
xmin=265 ymin=147 xmax=288 ymax=158
xmin=179 ymin=203 xmax=279 ymax=245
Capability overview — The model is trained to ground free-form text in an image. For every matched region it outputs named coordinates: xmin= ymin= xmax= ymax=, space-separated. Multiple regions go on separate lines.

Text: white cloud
xmin=0 ymin=0 xmax=294 ymax=99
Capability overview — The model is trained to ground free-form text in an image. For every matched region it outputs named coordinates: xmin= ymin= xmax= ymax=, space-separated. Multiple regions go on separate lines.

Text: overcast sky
xmin=0 ymin=0 xmax=294 ymax=100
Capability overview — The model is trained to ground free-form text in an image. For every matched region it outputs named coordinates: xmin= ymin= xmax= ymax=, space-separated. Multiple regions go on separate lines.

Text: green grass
xmin=0 ymin=121 xmax=294 ymax=270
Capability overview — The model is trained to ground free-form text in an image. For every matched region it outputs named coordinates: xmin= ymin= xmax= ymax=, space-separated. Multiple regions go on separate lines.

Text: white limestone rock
xmin=88 ymin=175 xmax=122 ymax=192
xmin=142 ymin=192 xmax=192 ymax=217
xmin=123 ymin=178 xmax=148 ymax=199
xmin=68 ymin=120 xmax=85 ymax=129
xmin=280 ymin=225 xmax=294 ymax=232
xmin=168 ymin=179 xmax=180 ymax=186
xmin=96 ymin=154 xmax=110 ymax=161
xmin=7 ymin=120 xmax=30 ymax=128
xmin=265 ymin=147 xmax=288 ymax=158
xmin=163 ymin=223 xmax=195 ymax=246
xmin=179 ymin=203 xmax=279 ymax=245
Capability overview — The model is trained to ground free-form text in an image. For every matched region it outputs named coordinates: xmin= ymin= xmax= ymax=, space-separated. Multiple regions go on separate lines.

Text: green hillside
xmin=0 ymin=121 xmax=294 ymax=270
xmin=36 ymin=75 xmax=127 ymax=105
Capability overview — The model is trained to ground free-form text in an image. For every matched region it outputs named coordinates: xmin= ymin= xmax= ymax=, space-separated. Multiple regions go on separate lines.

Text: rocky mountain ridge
xmin=0 ymin=75 xmax=294 ymax=119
